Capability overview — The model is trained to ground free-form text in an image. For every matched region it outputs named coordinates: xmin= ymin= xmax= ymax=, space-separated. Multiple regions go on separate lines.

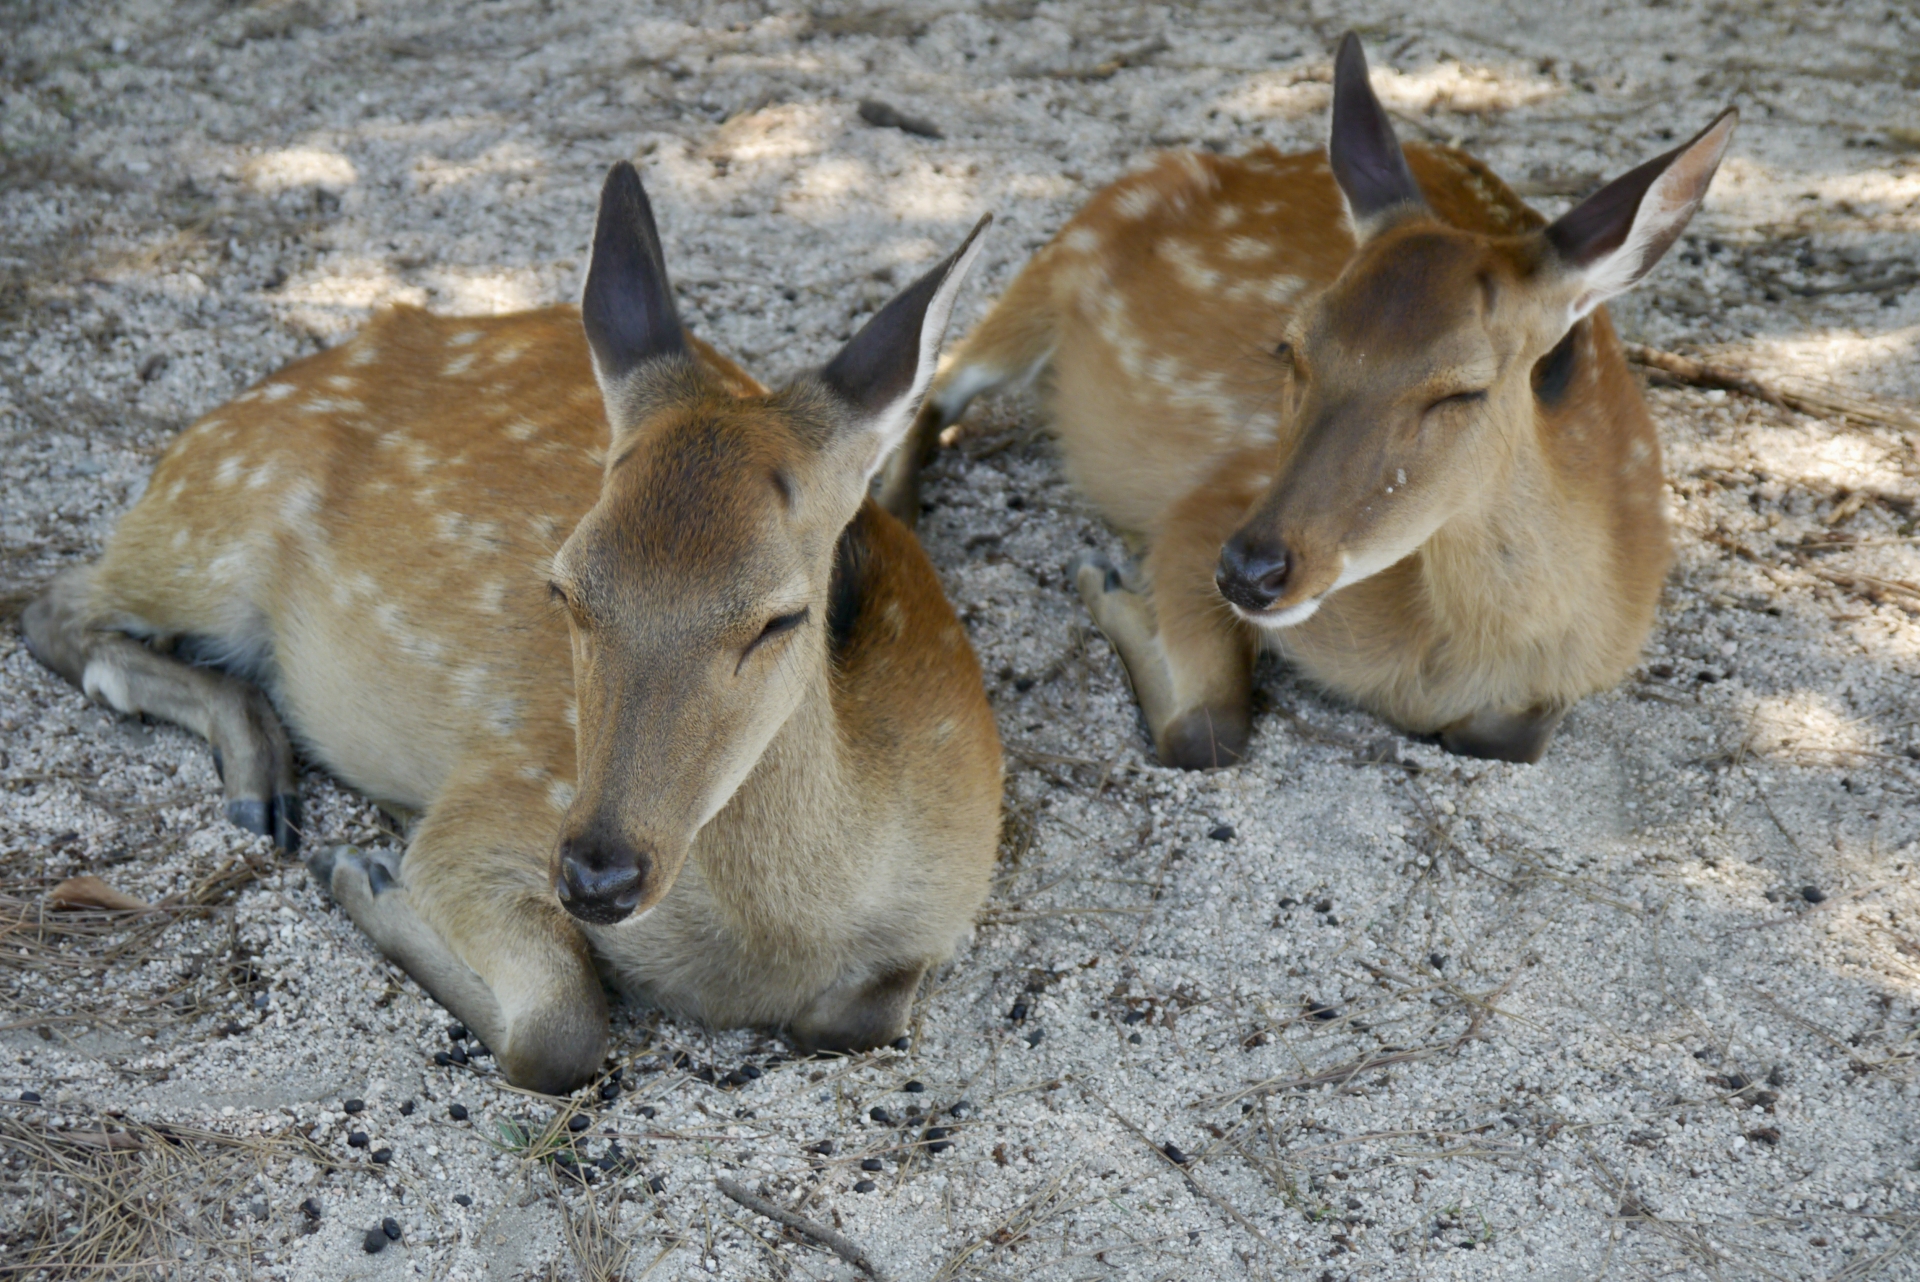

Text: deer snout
xmin=1215 ymin=535 xmax=1293 ymax=613
xmin=554 ymin=832 xmax=650 ymax=926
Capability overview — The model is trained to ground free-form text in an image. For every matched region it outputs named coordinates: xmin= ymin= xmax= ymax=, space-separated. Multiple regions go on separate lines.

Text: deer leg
xmin=1438 ymin=703 xmax=1566 ymax=764
xmin=1073 ymin=551 xmax=1256 ymax=770
xmin=788 ymin=963 xmax=927 ymax=1055
xmin=308 ymin=778 xmax=608 ymax=1095
xmin=22 ymin=569 xmax=302 ymax=850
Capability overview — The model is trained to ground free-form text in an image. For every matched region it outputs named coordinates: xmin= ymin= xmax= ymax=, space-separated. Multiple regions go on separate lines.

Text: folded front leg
xmin=308 ymin=770 xmax=606 ymax=1095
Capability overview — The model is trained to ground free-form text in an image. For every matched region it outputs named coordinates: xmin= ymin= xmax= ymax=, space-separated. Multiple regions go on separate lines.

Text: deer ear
xmin=581 ymin=161 xmax=688 ymax=388
xmin=820 ymin=214 xmax=991 ymax=484
xmin=1327 ymin=32 xmax=1426 ymax=234
xmin=1546 ymin=109 xmax=1737 ymax=322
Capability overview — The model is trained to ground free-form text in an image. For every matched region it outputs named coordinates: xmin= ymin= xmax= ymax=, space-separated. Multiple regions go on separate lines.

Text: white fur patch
xmin=81 ymin=659 xmax=132 ymax=712
xmin=262 ymin=383 xmax=295 ymax=401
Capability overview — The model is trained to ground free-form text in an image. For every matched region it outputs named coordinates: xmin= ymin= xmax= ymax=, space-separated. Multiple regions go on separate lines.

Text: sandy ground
xmin=4 ymin=1 xmax=1920 ymax=1279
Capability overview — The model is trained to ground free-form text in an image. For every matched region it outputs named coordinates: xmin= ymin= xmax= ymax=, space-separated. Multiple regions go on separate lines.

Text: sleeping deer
xmin=912 ymin=33 xmax=1735 ymax=766
xmin=22 ymin=163 xmax=1003 ymax=1093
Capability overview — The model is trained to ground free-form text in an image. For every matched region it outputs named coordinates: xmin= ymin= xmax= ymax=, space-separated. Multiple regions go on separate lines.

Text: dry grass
xmin=0 ymin=1106 xmax=332 ymax=1280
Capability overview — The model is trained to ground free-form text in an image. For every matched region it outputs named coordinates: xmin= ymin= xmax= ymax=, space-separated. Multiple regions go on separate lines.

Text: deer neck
xmin=685 ymin=656 xmax=866 ymax=949
xmin=1417 ymin=434 xmax=1577 ymax=638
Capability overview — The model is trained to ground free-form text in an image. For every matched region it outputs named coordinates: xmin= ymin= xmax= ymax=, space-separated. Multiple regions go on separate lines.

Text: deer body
xmin=24 ymin=168 xmax=1002 ymax=1092
xmin=920 ymin=36 xmax=1732 ymax=766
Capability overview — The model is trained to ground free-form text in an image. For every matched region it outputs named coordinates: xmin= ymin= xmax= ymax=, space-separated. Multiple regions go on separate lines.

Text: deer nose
xmin=1215 ymin=536 xmax=1293 ymax=612
xmin=555 ymin=835 xmax=648 ymax=925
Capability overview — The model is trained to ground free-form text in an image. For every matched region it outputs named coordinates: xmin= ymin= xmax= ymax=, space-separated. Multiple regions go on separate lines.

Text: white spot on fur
xmin=326 ymin=374 xmax=357 ymax=391
xmin=215 ymin=456 xmax=244 ymax=488
xmin=1061 ymin=226 xmax=1101 ymax=254
xmin=505 ymin=419 xmax=538 ymax=441
xmin=476 ymin=580 xmax=507 ymax=613
xmin=346 ymin=340 xmax=379 ymax=367
xmin=166 ymin=480 xmax=186 ymax=503
xmin=1223 ymin=235 xmax=1269 ymax=261
xmin=172 ymin=528 xmax=189 ymax=550
xmin=1115 ymin=186 xmax=1159 ymax=220
xmin=547 ymin=781 xmax=576 ymax=812
xmin=444 ymin=353 xmax=476 ymax=377
xmin=302 ymin=396 xmax=366 ymax=414
xmin=492 ymin=341 xmax=527 ymax=364
xmin=262 ymin=383 xmax=295 ymax=401
xmin=246 ymin=460 xmax=278 ymax=491
xmin=1161 ymin=240 xmax=1220 ymax=291
xmin=563 ymin=701 xmax=579 ymax=728
xmin=1214 ymin=204 xmax=1244 ymax=229
xmin=280 ymin=477 xmax=321 ymax=533
xmin=449 ymin=330 xmax=483 ymax=346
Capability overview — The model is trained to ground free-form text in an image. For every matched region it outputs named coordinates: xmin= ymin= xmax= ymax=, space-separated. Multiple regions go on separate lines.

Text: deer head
xmin=1214 ymin=33 xmax=1735 ymax=627
xmin=546 ymin=161 xmax=987 ymax=925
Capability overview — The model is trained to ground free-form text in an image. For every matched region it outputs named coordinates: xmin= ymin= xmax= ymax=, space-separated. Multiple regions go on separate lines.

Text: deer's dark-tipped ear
xmin=821 ymin=213 xmax=991 ymax=484
xmin=1546 ymin=109 xmax=1737 ymax=322
xmin=581 ymin=161 xmax=687 ymax=385
xmin=1328 ymin=32 xmax=1425 ymax=233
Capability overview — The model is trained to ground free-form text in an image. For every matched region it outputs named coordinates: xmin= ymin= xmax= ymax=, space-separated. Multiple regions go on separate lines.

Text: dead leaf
xmin=46 ymin=876 xmax=157 ymax=914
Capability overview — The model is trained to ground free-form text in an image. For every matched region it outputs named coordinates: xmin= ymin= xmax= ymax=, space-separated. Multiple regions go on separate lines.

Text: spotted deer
xmin=912 ymin=33 xmax=1736 ymax=767
xmin=22 ymin=163 xmax=1003 ymax=1093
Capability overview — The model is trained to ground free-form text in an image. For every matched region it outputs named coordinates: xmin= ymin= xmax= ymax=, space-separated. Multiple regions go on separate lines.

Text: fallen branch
xmin=1624 ymin=343 xmax=1920 ymax=436
xmin=715 ymin=1177 xmax=889 ymax=1281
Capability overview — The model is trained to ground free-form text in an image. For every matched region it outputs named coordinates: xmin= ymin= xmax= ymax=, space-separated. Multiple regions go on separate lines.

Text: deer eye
xmin=1428 ymin=390 xmax=1487 ymax=412
xmin=747 ymin=607 xmax=809 ymax=655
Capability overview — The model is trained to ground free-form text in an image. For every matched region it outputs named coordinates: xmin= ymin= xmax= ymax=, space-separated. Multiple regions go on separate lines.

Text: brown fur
xmin=24 ymin=296 xmax=1002 ymax=1093
xmin=919 ymin=57 xmax=1732 ymax=766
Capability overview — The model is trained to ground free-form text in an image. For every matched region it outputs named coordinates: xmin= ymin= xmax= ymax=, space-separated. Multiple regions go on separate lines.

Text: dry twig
xmin=714 ymin=1177 xmax=888 ymax=1280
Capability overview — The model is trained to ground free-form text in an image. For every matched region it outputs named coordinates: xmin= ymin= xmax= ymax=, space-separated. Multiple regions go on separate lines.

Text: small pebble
xmin=1162 ymin=1142 xmax=1191 ymax=1166
xmin=1207 ymin=824 xmax=1235 ymax=841
xmin=382 ymin=1216 xmax=401 ymax=1240
xmin=343 ymin=1098 xmax=365 ymax=1114
xmin=448 ymin=1045 xmax=469 ymax=1066
xmin=1024 ymin=1028 xmax=1045 ymax=1047
xmin=905 ymin=1105 xmax=922 ymax=1119
xmin=1121 ymin=1009 xmax=1146 ymax=1025
xmin=724 ymin=1069 xmax=752 ymax=1086
xmin=647 ymin=1174 xmax=666 ymax=1194
xmin=854 ymin=1179 xmax=877 ymax=1193
xmin=1128 ymin=1032 xmax=1143 ymax=1044
xmin=861 ymin=1157 xmax=884 ymax=1171
xmin=1428 ymin=953 xmax=1447 ymax=971
xmin=890 ymin=1036 xmax=910 ymax=1051
xmin=448 ymin=1023 xmax=468 ymax=1041
xmin=639 ymin=1105 xmax=657 ymax=1119
xmin=433 ymin=1051 xmax=452 ymax=1067
xmin=362 ymin=1228 xmax=387 ymax=1254
xmin=1313 ymin=899 xmax=1333 ymax=914
xmin=453 ymin=1194 xmax=472 ymax=1207
xmin=347 ymin=1131 xmax=369 ymax=1148
xmin=371 ymin=1148 xmax=393 ymax=1164
xmin=904 ymin=1080 xmax=925 ymax=1094
xmin=1801 ymin=885 xmax=1827 ymax=904
xmin=949 ymin=1100 xmax=974 ymax=1119
xmin=300 ymin=1197 xmax=322 ymax=1219
xmin=807 ymin=1140 xmax=834 ymax=1155
xmin=398 ymin=1099 xmax=416 ymax=1116
xmin=599 ymin=1081 xmax=620 ymax=1101
xmin=448 ymin=1103 xmax=469 ymax=1121
xmin=869 ymin=1107 xmax=894 ymax=1125
xmin=1306 ymin=1001 xmax=1339 ymax=1022
xmin=567 ymin=1114 xmax=591 ymax=1133
xmin=19 ymin=1091 xmax=40 ymax=1103
xmin=1008 ymin=1001 xmax=1029 ymax=1022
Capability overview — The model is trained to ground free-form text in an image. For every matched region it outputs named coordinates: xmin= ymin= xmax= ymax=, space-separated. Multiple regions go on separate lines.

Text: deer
xmin=908 ymin=32 xmax=1736 ymax=768
xmin=20 ymin=161 xmax=1004 ymax=1094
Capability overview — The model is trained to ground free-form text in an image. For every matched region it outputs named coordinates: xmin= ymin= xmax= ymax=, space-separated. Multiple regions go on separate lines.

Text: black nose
xmin=555 ymin=835 xmax=648 ymax=925
xmin=1215 ymin=535 xmax=1292 ymax=612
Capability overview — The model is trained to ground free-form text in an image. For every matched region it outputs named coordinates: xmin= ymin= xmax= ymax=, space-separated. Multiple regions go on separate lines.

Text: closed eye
xmin=746 ymin=607 xmax=809 ymax=657
xmin=1428 ymin=390 xmax=1487 ymax=411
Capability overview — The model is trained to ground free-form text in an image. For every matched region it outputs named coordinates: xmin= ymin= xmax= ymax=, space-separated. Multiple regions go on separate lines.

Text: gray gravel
xmin=3 ymin=1 xmax=1919 ymax=1279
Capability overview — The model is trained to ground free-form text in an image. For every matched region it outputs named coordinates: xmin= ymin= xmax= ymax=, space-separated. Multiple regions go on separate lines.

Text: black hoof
xmin=226 ymin=798 xmax=271 ymax=837
xmin=366 ymin=858 xmax=396 ymax=896
xmin=273 ymin=794 xmax=303 ymax=853
xmin=305 ymin=846 xmax=342 ymax=888
xmin=1156 ymin=705 xmax=1251 ymax=771
xmin=211 ymin=747 xmax=226 ymax=783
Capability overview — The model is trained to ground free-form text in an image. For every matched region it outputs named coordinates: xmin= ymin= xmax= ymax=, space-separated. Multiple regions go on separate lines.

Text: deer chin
xmin=1231 ymin=595 xmax=1324 ymax=630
